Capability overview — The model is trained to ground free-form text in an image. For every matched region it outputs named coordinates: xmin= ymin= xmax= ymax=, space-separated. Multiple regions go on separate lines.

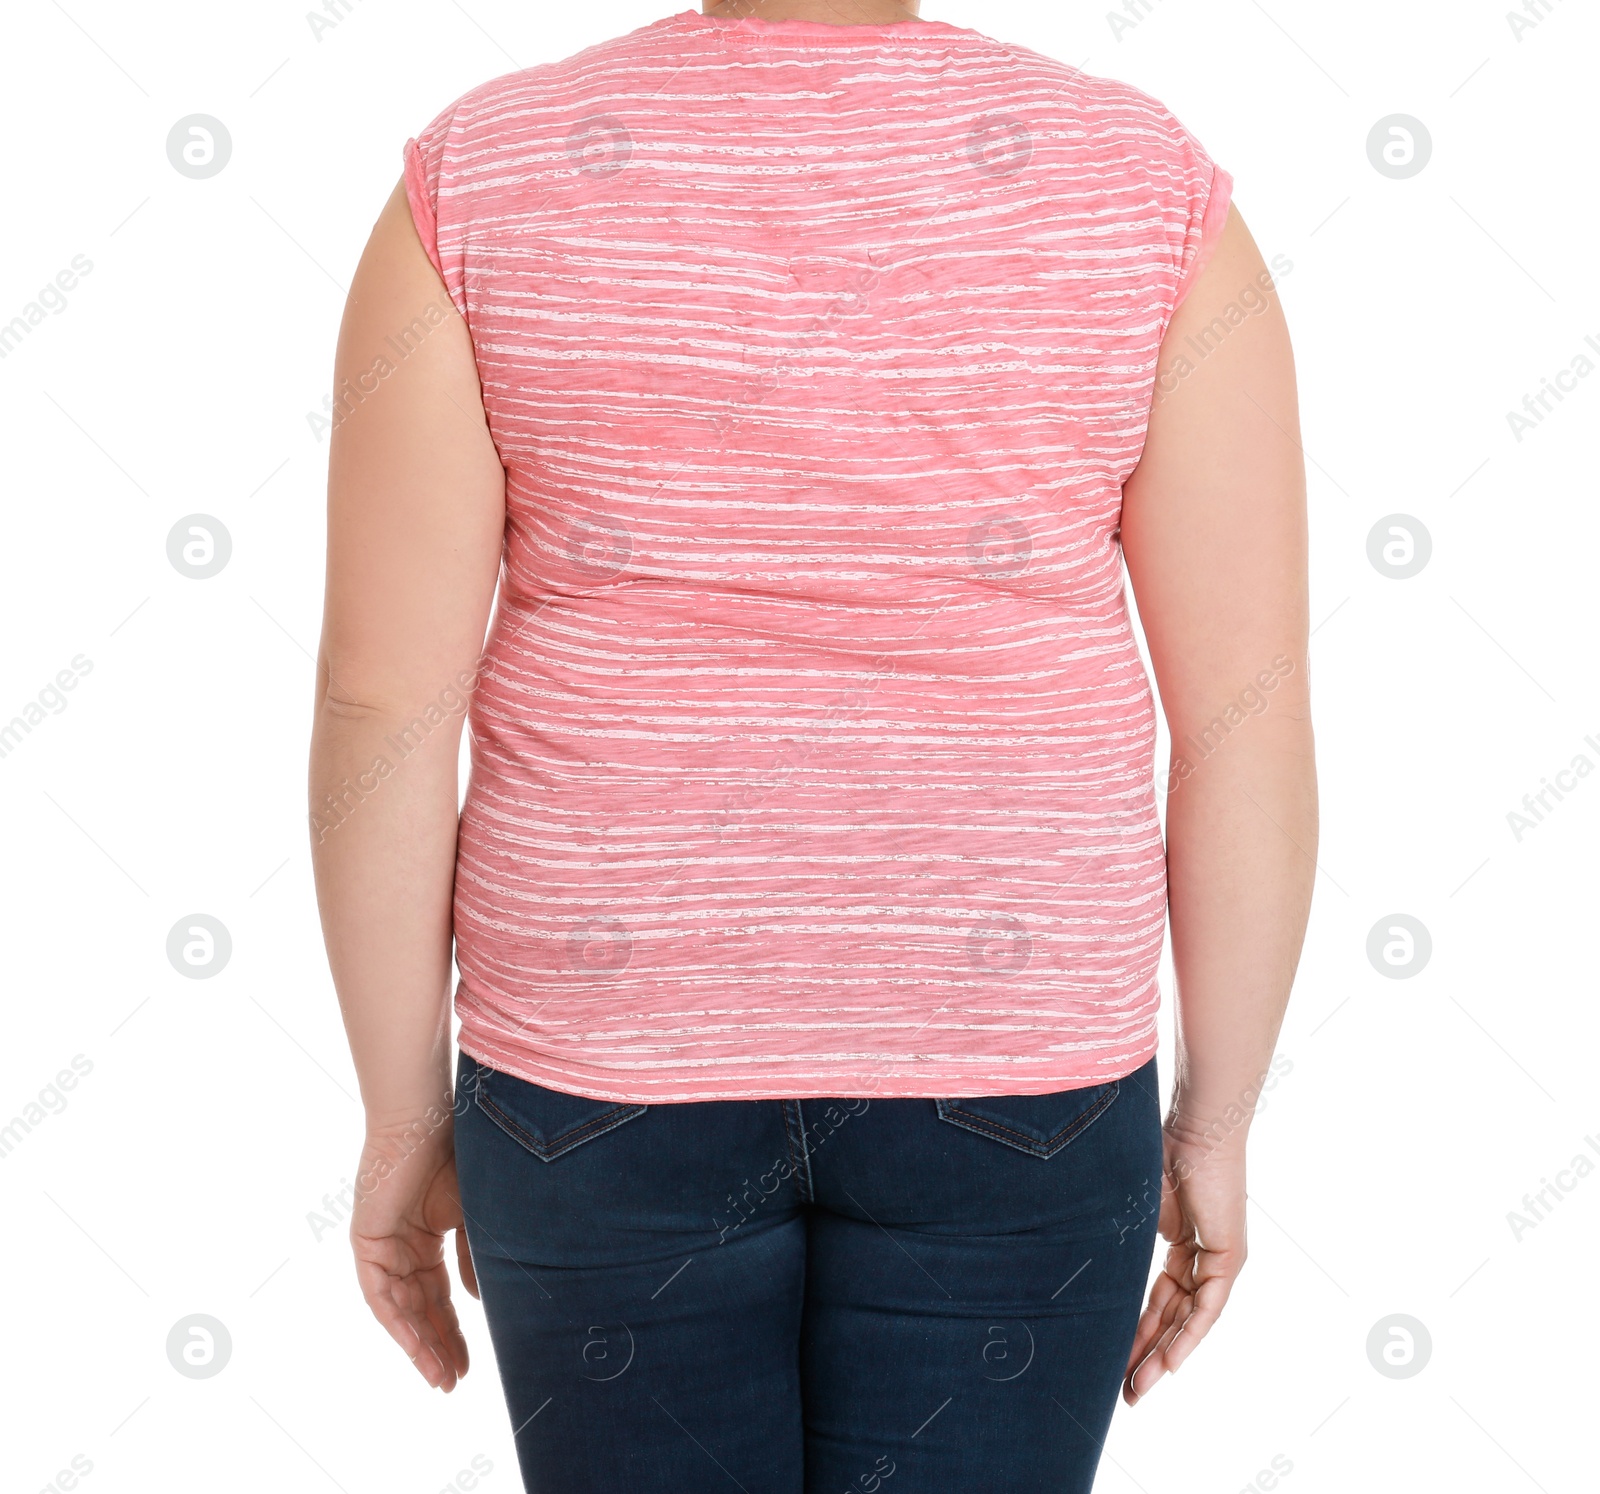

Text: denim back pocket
xmin=935 ymin=1079 xmax=1120 ymax=1158
xmin=467 ymin=1063 xmax=647 ymax=1162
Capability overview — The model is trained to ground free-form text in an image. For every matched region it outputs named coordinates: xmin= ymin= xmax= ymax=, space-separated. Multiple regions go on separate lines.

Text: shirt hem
xmin=1172 ymin=162 xmax=1235 ymax=311
xmin=401 ymin=136 xmax=447 ymax=286
xmin=455 ymin=1029 xmax=1161 ymax=1105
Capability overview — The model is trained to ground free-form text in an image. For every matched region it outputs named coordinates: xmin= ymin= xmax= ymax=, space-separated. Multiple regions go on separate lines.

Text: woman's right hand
xmin=348 ymin=1122 xmax=479 ymax=1392
xmin=1122 ymin=1127 xmax=1248 ymax=1405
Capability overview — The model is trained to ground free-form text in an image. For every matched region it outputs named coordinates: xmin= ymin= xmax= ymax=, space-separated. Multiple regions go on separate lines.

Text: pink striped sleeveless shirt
xmin=404 ymin=8 xmax=1233 ymax=1102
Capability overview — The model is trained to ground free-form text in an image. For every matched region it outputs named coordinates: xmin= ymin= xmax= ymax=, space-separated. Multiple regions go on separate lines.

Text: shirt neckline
xmin=673 ymin=7 xmax=974 ymax=43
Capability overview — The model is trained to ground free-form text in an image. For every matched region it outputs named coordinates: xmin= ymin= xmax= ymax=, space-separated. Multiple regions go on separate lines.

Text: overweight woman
xmin=308 ymin=1 xmax=1316 ymax=1488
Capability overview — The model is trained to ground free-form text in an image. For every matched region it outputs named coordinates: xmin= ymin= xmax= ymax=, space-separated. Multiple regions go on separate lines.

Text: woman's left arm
xmin=309 ymin=179 xmax=506 ymax=1391
xmin=1118 ymin=204 xmax=1318 ymax=1402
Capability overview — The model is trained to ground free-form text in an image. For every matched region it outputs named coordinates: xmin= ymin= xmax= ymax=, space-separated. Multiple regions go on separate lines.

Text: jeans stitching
xmin=475 ymin=1085 xmax=646 ymax=1161
xmin=935 ymin=1080 xmax=1120 ymax=1157
xmin=783 ymin=1100 xmax=815 ymax=1202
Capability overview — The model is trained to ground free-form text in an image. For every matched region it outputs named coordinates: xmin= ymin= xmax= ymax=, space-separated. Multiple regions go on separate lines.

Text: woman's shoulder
xmin=986 ymin=36 xmax=1213 ymax=148
xmin=409 ymin=13 xmax=689 ymax=149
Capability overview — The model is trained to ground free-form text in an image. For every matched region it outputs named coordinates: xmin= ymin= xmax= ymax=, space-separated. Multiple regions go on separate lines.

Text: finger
xmin=409 ymin=1265 xmax=468 ymax=1391
xmin=421 ymin=1263 xmax=471 ymax=1384
xmin=1124 ymin=1260 xmax=1191 ymax=1360
xmin=354 ymin=1257 xmax=427 ymax=1357
xmin=1127 ymin=1278 xmax=1197 ymax=1399
xmin=1163 ymin=1263 xmax=1240 ymax=1373
xmin=1141 ymin=1300 xmax=1188 ymax=1376
xmin=356 ymin=1256 xmax=453 ymax=1389
xmin=1123 ymin=1281 xmax=1179 ymax=1376
xmin=1157 ymin=1162 xmax=1186 ymax=1242
xmin=1157 ymin=1247 xmax=1200 ymax=1304
xmin=412 ymin=1340 xmax=452 ymax=1390
xmin=424 ymin=1160 xmax=467 ymax=1236
xmin=1136 ymin=1246 xmax=1242 ymax=1395
xmin=456 ymin=1227 xmax=481 ymax=1301
xmin=1123 ymin=1321 xmax=1161 ymax=1393
xmin=1164 ymin=1235 xmax=1204 ymax=1288
xmin=1125 ymin=1339 xmax=1170 ymax=1406
xmin=1123 ymin=1285 xmax=1176 ymax=1381
xmin=1148 ymin=1270 xmax=1191 ymax=1340
xmin=1128 ymin=1301 xmax=1190 ymax=1401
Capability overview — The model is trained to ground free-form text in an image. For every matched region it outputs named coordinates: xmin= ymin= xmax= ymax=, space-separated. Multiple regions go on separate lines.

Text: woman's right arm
xmin=1118 ymin=204 xmax=1317 ymax=1404
xmin=308 ymin=178 xmax=505 ymax=1390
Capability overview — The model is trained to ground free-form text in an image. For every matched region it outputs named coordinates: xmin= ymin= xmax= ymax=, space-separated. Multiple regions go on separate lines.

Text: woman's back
xmin=311 ymin=3 xmax=1314 ymax=1481
xmin=404 ymin=9 xmax=1233 ymax=1103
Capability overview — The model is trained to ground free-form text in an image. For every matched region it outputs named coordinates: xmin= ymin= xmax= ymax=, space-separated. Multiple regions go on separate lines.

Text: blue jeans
xmin=453 ymin=1051 xmax=1163 ymax=1493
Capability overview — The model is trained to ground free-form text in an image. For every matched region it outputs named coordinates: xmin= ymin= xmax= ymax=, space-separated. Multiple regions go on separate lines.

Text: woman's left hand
xmin=348 ymin=1123 xmax=479 ymax=1392
xmin=1122 ymin=1127 xmax=1248 ymax=1404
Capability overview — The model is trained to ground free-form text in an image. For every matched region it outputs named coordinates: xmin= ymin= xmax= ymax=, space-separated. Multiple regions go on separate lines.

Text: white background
xmin=2 ymin=1 xmax=1594 ymax=1491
